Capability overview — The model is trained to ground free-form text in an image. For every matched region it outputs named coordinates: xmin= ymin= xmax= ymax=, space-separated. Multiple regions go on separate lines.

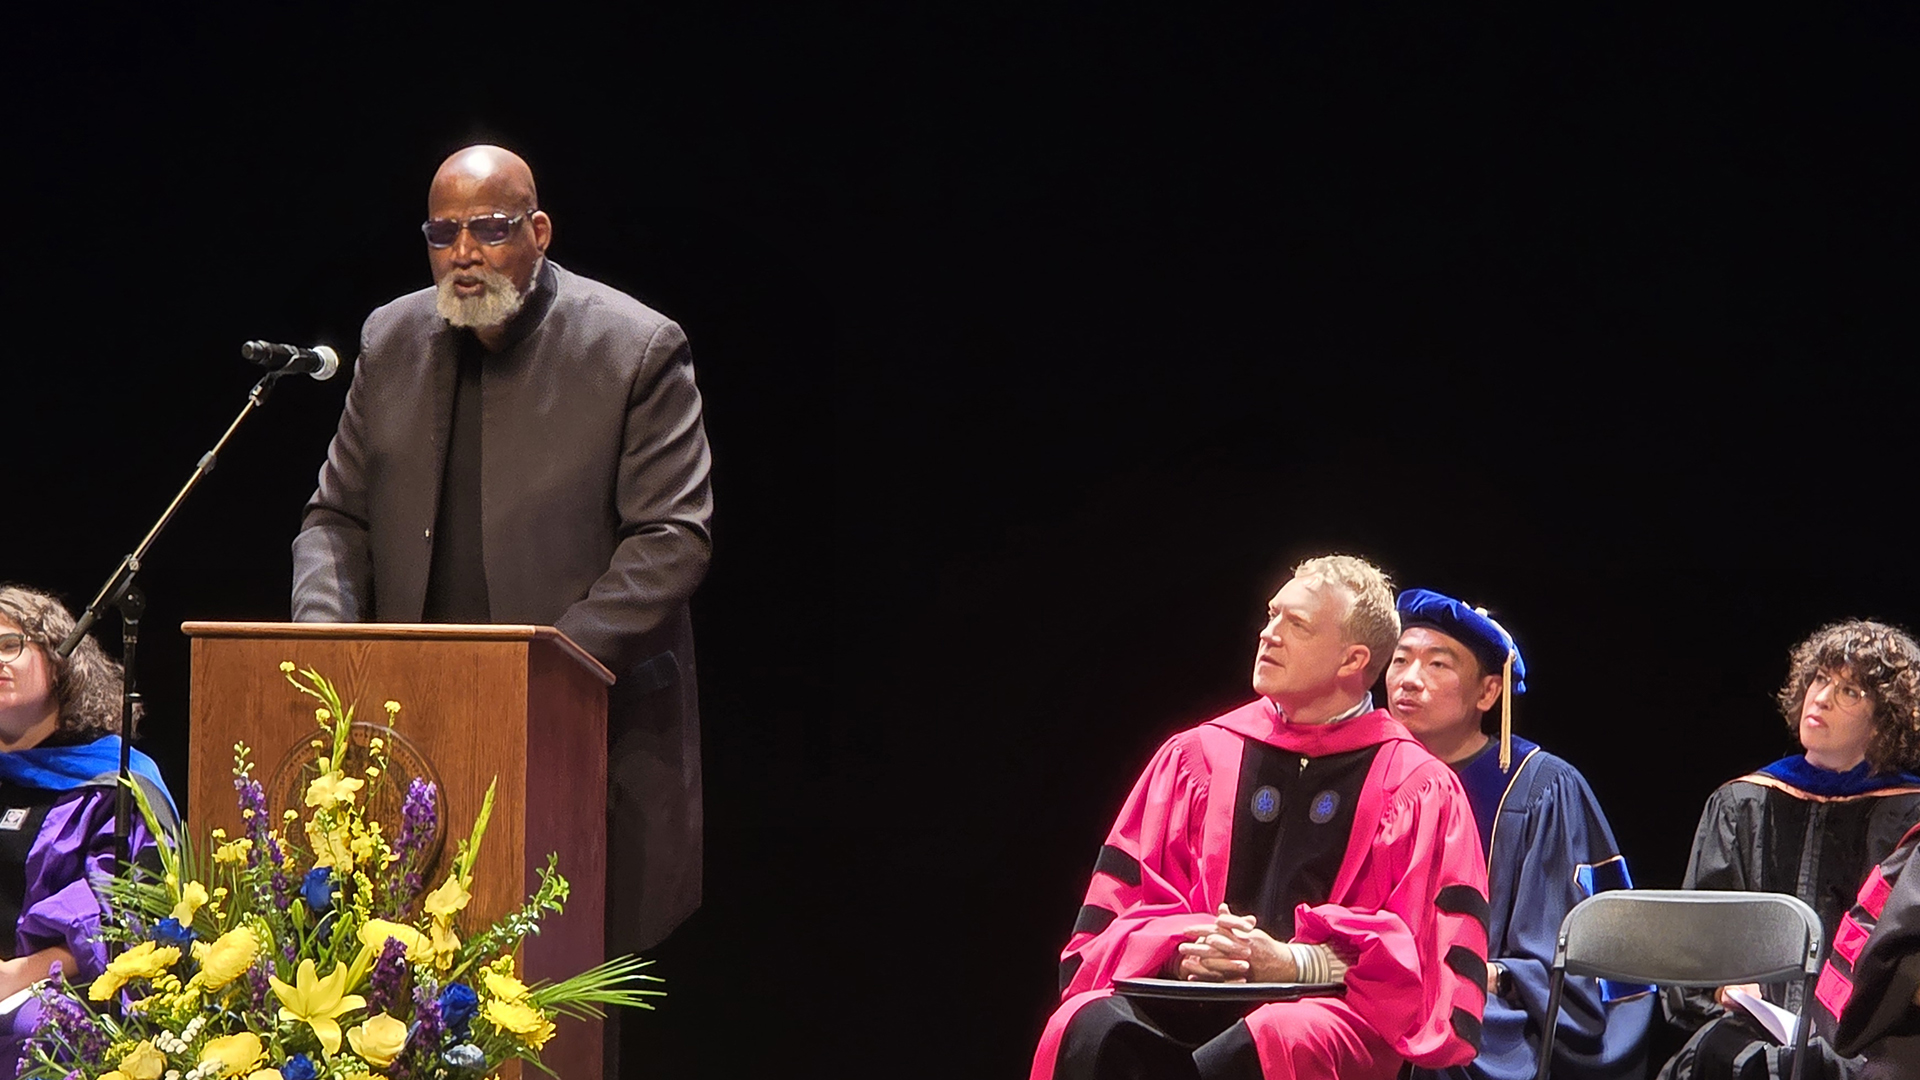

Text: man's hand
xmin=1173 ymin=905 xmax=1298 ymax=983
xmin=1714 ymin=983 xmax=1762 ymax=1009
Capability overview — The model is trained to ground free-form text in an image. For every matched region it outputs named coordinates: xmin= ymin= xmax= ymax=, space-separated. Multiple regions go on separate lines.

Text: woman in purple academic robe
xmin=0 ymin=585 xmax=177 ymax=1078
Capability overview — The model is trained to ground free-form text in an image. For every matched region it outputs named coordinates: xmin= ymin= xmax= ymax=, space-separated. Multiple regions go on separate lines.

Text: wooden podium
xmin=183 ymin=622 xmax=613 ymax=1080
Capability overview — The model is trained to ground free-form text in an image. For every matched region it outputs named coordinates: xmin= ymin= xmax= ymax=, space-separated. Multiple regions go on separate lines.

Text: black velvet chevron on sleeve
xmin=1435 ymin=884 xmax=1490 ymax=931
xmin=1058 ymin=953 xmax=1084 ymax=995
xmin=1073 ymin=904 xmax=1118 ymax=937
xmin=1445 ymin=944 xmax=1488 ymax=996
xmin=1094 ymin=844 xmax=1142 ymax=887
xmin=1451 ymin=1006 xmax=1483 ymax=1048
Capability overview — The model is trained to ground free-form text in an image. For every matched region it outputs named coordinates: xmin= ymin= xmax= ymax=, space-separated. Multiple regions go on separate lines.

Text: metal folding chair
xmin=1533 ymin=889 xmax=1823 ymax=1080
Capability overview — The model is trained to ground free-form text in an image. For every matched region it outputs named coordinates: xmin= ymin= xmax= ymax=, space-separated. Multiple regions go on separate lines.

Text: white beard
xmin=436 ymin=265 xmax=529 ymax=329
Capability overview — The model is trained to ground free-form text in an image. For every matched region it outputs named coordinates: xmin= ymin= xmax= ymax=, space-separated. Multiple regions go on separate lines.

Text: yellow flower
xmin=423 ymin=876 xmax=471 ymax=917
xmin=89 ymin=942 xmax=181 ymax=1000
xmin=316 ymin=707 xmax=331 ymax=722
xmin=482 ymin=997 xmax=556 ymax=1048
xmin=99 ymin=1073 xmax=129 ymax=1080
xmin=270 ymin=958 xmax=366 ymax=1057
xmin=306 ymin=818 xmax=355 ymax=870
xmin=199 ymin=1031 xmax=265 ymax=1076
xmin=305 ymin=769 xmax=364 ymax=808
xmin=357 ymin=919 xmax=432 ymax=963
xmin=279 ymin=661 xmax=296 ymax=673
xmin=347 ymin=1012 xmax=409 ymax=1068
xmin=120 ymin=1040 xmax=167 ymax=1080
xmin=383 ymin=700 xmax=400 ymax=716
xmin=429 ymin=917 xmax=460 ymax=969
xmin=192 ymin=924 xmax=260 ymax=990
xmin=247 ymin=1071 xmax=285 ymax=1080
xmin=171 ymin=880 xmax=209 ymax=924
xmin=483 ymin=968 xmax=530 ymax=1002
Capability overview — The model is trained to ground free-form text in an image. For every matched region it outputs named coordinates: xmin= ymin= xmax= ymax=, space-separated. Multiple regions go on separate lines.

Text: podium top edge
xmin=179 ymin=622 xmax=614 ymax=684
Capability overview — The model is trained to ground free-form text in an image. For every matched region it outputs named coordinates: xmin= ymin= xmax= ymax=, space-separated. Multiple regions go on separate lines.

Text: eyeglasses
xmin=0 ymin=633 xmax=27 ymax=664
xmin=420 ymin=211 xmax=532 ymax=249
xmin=1810 ymin=671 xmax=1870 ymax=708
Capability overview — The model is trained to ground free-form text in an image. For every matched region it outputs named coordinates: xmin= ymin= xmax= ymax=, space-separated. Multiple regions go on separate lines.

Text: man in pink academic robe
xmin=1031 ymin=556 xmax=1490 ymax=1080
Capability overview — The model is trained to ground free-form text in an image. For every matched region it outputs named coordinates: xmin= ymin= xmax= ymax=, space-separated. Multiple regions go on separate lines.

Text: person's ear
xmin=1473 ymin=674 xmax=1503 ymax=713
xmin=531 ymin=210 xmax=553 ymax=255
xmin=1340 ymin=644 xmax=1372 ymax=680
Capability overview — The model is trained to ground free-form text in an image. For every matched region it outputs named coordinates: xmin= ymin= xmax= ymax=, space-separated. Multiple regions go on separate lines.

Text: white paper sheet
xmin=1726 ymin=986 xmax=1799 ymax=1045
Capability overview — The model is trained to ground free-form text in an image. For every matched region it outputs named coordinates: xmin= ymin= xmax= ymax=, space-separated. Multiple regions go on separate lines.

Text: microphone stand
xmin=56 ymin=364 xmax=310 ymax=869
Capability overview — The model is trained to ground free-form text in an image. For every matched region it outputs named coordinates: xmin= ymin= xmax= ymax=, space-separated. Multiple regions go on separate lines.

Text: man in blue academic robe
xmin=1386 ymin=588 xmax=1652 ymax=1080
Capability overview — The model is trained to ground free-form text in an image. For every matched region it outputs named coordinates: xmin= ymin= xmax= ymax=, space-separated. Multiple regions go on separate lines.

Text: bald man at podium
xmin=291 ymin=144 xmax=713 ymax=954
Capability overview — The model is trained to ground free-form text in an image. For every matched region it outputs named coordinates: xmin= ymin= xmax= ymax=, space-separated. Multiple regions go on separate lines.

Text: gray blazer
xmin=292 ymin=260 xmax=713 ymax=951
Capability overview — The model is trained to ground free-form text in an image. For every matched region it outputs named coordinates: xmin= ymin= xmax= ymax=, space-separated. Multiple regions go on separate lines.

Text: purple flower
xmin=412 ymin=975 xmax=445 ymax=1050
xmin=399 ymin=779 xmax=438 ymax=850
xmin=282 ymin=1054 xmax=317 ymax=1080
xmin=235 ymin=775 xmax=291 ymax=910
xmin=438 ymin=982 xmax=478 ymax=1036
xmin=31 ymin=986 xmax=106 ymax=1062
xmin=248 ymin=964 xmax=271 ymax=1011
xmin=384 ymin=780 xmax=438 ymax=913
xmin=366 ymin=936 xmax=409 ymax=1014
xmin=301 ymin=868 xmax=335 ymax=913
xmin=152 ymin=918 xmax=196 ymax=949
xmin=235 ymin=775 xmax=270 ymax=849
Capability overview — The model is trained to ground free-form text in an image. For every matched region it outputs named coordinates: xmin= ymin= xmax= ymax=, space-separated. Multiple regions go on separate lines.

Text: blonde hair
xmin=1292 ymin=554 xmax=1399 ymax=683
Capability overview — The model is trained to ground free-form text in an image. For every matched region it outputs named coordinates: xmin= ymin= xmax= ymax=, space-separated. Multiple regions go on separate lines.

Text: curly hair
xmin=1777 ymin=619 xmax=1920 ymax=775
xmin=1292 ymin=554 xmax=1399 ymax=684
xmin=0 ymin=584 xmax=128 ymax=737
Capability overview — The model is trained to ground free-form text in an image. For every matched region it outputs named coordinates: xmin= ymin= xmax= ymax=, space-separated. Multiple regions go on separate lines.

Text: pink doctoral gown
xmin=1032 ymin=700 xmax=1490 ymax=1080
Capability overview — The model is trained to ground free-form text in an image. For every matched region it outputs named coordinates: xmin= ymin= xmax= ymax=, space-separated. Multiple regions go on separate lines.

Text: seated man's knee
xmin=1231 ymin=1002 xmax=1398 ymax=1080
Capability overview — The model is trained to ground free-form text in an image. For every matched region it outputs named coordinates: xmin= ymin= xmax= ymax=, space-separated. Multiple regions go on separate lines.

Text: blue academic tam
xmin=1396 ymin=587 xmax=1527 ymax=693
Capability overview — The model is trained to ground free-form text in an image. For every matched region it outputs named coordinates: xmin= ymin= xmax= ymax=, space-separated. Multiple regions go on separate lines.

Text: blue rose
xmin=282 ymin=1055 xmax=317 ymax=1080
xmin=442 ymin=1043 xmax=485 ymax=1070
xmin=151 ymin=918 xmax=196 ymax=949
xmin=301 ymin=868 xmax=335 ymax=913
xmin=439 ymin=982 xmax=479 ymax=1035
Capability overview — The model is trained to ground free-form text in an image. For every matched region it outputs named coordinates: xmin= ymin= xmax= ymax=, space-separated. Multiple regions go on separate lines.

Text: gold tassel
xmin=1500 ymin=649 xmax=1514 ymax=771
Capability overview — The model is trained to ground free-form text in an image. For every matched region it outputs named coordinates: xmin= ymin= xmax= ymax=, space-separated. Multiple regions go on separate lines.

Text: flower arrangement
xmin=19 ymin=663 xmax=660 ymax=1080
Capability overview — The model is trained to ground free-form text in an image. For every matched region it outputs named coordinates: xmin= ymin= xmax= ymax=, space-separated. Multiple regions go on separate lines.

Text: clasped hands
xmin=1173 ymin=904 xmax=1295 ymax=983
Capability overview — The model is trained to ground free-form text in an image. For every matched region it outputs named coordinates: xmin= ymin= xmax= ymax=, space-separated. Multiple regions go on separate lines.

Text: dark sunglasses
xmin=420 ymin=210 xmax=532 ymax=249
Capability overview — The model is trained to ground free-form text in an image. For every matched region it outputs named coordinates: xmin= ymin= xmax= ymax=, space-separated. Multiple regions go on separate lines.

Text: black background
xmin=6 ymin=5 xmax=1919 ymax=1078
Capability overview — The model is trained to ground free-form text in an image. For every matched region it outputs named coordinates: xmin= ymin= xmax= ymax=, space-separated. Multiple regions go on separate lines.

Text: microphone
xmin=240 ymin=341 xmax=340 ymax=380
